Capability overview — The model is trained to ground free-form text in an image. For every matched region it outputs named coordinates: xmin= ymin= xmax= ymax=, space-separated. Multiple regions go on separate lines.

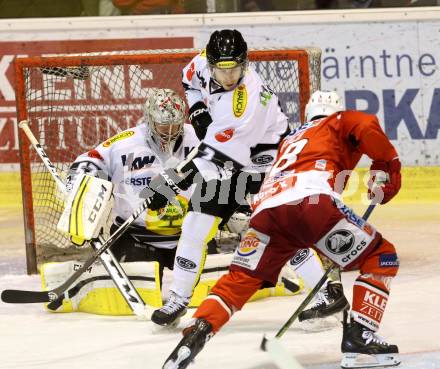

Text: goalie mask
xmin=305 ymin=90 xmax=344 ymax=122
xmin=144 ymin=88 xmax=186 ymax=154
xmin=206 ymin=29 xmax=248 ymax=91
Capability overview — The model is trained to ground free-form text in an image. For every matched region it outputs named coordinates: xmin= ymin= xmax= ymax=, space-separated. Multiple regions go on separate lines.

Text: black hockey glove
xmin=143 ymin=168 xmax=194 ymax=211
xmin=189 ymin=101 xmax=212 ymax=140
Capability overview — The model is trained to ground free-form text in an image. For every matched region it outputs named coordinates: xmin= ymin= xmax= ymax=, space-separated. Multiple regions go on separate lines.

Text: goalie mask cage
xmin=14 ymin=47 xmax=321 ymax=274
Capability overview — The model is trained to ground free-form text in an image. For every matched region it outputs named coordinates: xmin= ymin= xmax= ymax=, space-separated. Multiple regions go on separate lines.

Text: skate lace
xmin=362 ymin=330 xmax=389 ymax=346
xmin=311 ymin=289 xmax=330 ymax=310
xmin=161 ymin=293 xmax=187 ymax=314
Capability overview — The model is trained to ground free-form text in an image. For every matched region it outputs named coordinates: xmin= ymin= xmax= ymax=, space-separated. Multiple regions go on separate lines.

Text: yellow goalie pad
xmin=189 ymin=253 xmax=303 ymax=307
xmin=40 ymin=255 xmax=303 ymax=316
xmin=40 ymin=261 xmax=162 ymax=315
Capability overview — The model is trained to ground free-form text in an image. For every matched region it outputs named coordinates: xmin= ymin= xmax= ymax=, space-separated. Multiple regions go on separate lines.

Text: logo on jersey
xmin=186 ymin=62 xmax=195 ymax=81
xmin=252 ymin=154 xmax=274 ymax=165
xmin=237 ymin=231 xmax=260 ymax=257
xmin=379 ymin=253 xmax=399 ymax=267
xmin=102 ymin=131 xmax=134 ymax=147
xmin=215 ymin=128 xmax=235 ymax=142
xmin=87 ymin=149 xmax=104 ymax=161
xmin=290 ymin=249 xmax=310 ymax=266
xmin=121 ymin=154 xmax=155 ymax=170
xmin=176 ymin=256 xmax=196 ymax=270
xmin=315 ymin=159 xmax=327 ymax=170
xmin=124 ymin=177 xmax=151 ymax=186
xmin=325 ymin=230 xmax=354 ymax=254
xmin=233 ymin=85 xmax=247 ymax=117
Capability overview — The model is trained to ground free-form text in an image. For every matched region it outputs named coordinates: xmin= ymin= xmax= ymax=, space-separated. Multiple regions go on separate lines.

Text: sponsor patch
xmin=176 ymin=256 xmax=196 ymax=270
xmin=237 ymin=231 xmax=260 ymax=257
xmin=186 ymin=62 xmax=195 ymax=81
xmin=215 ymin=128 xmax=235 ymax=142
xmin=315 ymin=159 xmax=327 ymax=170
xmin=216 ymin=60 xmax=237 ymax=69
xmin=315 ymin=218 xmax=374 ymax=268
xmin=233 ymin=85 xmax=247 ymax=117
xmin=232 ymin=228 xmax=270 ymax=271
xmin=325 ymin=230 xmax=354 ymax=254
xmin=102 ymin=131 xmax=134 ymax=147
xmin=252 ymin=154 xmax=274 ymax=165
xmin=379 ymin=253 xmax=399 ymax=267
xmin=87 ymin=149 xmax=103 ymax=160
xmin=290 ymin=249 xmax=310 ymax=266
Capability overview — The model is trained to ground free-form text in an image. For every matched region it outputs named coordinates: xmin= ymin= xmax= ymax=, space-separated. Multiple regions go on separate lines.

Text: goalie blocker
xmin=57 ymin=173 xmax=114 ymax=247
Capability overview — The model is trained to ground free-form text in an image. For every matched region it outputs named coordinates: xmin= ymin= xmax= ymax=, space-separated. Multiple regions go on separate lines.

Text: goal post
xmin=14 ymin=47 xmax=321 ymax=274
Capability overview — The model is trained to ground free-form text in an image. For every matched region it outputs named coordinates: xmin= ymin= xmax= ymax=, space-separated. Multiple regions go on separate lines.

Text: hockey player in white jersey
xmin=146 ymin=29 xmax=290 ymax=326
xmin=66 ymin=88 xmax=199 ymax=283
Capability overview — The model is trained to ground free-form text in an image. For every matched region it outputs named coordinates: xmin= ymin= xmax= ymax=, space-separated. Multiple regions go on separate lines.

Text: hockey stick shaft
xmin=2 ymin=121 xmax=148 ymax=316
xmin=19 ymin=120 xmax=67 ymax=195
xmin=265 ymin=202 xmax=376 ymax=343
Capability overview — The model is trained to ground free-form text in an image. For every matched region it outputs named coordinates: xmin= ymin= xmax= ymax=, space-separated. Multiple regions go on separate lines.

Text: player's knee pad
xmin=360 ymin=238 xmax=399 ymax=278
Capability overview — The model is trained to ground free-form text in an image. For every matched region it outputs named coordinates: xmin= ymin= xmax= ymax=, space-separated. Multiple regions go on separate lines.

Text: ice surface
xmin=1 ymin=204 xmax=439 ymax=369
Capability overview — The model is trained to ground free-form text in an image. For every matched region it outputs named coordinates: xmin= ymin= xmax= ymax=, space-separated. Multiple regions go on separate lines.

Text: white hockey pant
xmin=170 ymin=211 xmax=221 ymax=298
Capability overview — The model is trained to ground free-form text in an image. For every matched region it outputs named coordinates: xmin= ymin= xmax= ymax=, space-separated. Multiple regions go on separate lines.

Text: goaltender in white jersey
xmin=66 ymin=89 xmax=198 ymax=262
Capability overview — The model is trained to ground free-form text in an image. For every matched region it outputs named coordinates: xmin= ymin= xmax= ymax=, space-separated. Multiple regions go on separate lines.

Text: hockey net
xmin=15 ymin=47 xmax=321 ymax=274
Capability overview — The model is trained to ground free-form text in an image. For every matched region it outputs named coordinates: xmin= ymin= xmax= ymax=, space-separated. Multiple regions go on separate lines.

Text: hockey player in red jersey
xmin=162 ymin=90 xmax=402 ymax=369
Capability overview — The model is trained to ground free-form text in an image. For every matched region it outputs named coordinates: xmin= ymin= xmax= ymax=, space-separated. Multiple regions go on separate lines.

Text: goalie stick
xmin=1 ymin=121 xmax=148 ymax=318
xmin=261 ymin=202 xmax=376 ymax=368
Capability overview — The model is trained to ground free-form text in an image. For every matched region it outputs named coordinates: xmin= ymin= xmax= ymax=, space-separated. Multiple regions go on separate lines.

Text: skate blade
xmin=163 ymin=346 xmax=191 ymax=369
xmin=341 ymin=352 xmax=401 ymax=368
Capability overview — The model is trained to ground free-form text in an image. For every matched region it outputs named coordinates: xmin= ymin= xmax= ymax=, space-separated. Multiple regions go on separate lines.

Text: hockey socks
xmin=351 ymin=275 xmax=389 ymax=332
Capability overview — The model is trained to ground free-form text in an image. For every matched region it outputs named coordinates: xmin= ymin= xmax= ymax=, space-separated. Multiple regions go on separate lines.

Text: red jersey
xmin=252 ymin=110 xmax=398 ymax=214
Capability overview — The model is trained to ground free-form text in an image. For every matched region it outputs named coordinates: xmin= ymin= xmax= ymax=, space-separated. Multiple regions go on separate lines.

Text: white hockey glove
xmin=57 ymin=173 xmax=114 ymax=247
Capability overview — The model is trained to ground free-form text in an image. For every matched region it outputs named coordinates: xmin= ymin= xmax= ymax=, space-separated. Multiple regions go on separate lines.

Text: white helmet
xmin=304 ymin=90 xmax=343 ymax=122
xmin=144 ymin=88 xmax=186 ymax=154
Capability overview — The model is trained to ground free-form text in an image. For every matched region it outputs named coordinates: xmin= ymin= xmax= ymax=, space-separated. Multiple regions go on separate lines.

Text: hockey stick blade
xmin=1 ymin=289 xmax=58 ymax=303
xmin=261 ymin=335 xmax=304 ymax=369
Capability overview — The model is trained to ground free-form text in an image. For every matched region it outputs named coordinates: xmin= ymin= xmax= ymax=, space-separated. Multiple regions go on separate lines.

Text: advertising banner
xmin=0 ymin=12 xmax=439 ymax=166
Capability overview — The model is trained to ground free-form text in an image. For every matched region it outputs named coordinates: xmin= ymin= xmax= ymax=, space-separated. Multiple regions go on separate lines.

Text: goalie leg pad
xmin=40 ymin=261 xmax=162 ymax=315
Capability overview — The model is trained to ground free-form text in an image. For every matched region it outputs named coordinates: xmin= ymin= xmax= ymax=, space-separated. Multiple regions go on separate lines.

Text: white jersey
xmin=182 ymin=51 xmax=288 ymax=174
xmin=69 ymin=123 xmax=199 ymax=248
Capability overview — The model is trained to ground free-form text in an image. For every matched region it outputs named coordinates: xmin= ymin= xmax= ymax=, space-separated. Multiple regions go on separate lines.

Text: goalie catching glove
xmin=368 ymin=157 xmax=401 ymax=204
xmin=57 ymin=173 xmax=114 ymax=247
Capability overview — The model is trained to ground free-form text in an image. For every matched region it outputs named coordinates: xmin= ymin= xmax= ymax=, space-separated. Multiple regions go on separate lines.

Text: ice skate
xmin=299 ymin=281 xmax=350 ymax=322
xmin=162 ymin=318 xmax=213 ymax=369
xmin=151 ymin=291 xmax=189 ymax=327
xmin=341 ymin=312 xmax=400 ymax=368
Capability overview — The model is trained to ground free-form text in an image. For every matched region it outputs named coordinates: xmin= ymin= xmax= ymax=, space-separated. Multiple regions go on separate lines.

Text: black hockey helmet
xmin=206 ymin=29 xmax=248 ymax=69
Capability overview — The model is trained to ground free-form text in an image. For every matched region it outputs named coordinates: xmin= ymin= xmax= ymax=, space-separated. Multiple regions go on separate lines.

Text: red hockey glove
xmin=368 ymin=158 xmax=401 ymax=204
